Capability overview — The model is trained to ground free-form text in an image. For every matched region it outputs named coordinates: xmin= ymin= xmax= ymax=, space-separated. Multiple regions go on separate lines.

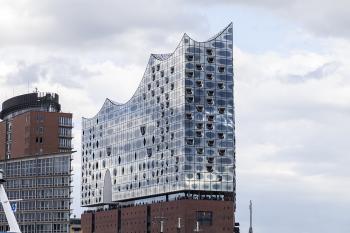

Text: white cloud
xmin=5 ymin=58 xmax=98 ymax=88
xmin=234 ymin=38 xmax=350 ymax=232
xmin=0 ymin=0 xmax=207 ymax=49
xmin=0 ymin=1 xmax=349 ymax=232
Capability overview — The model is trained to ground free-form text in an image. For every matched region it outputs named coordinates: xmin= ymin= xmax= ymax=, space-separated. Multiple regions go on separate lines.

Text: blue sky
xmin=209 ymin=6 xmax=295 ymax=52
xmin=0 ymin=1 xmax=349 ymax=232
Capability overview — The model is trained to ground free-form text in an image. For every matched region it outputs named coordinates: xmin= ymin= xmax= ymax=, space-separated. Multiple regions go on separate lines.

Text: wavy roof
xmin=83 ymin=23 xmax=233 ymax=121
xmin=151 ymin=53 xmax=173 ymax=61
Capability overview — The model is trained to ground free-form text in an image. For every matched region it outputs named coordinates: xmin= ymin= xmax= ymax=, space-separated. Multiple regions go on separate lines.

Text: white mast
xmin=0 ymin=169 xmax=21 ymax=233
xmin=249 ymin=200 xmax=253 ymax=233
xmin=193 ymin=221 xmax=202 ymax=232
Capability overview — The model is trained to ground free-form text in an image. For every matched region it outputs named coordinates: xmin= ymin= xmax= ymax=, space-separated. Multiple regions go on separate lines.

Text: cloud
xmin=234 ymin=42 xmax=350 ymax=232
xmin=0 ymin=1 xmax=350 ymax=232
xmin=285 ymin=62 xmax=340 ymax=83
xmin=0 ymin=0 xmax=207 ymax=49
xmin=6 ymin=62 xmax=41 ymax=84
xmin=0 ymin=0 xmax=213 ymax=71
xmin=5 ymin=57 xmax=99 ymax=88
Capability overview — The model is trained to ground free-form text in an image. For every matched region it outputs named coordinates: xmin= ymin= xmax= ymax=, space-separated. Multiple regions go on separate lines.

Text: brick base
xmin=81 ymin=199 xmax=235 ymax=233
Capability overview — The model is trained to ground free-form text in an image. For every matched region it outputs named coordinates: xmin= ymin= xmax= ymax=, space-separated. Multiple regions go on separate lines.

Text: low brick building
xmin=81 ymin=199 xmax=234 ymax=233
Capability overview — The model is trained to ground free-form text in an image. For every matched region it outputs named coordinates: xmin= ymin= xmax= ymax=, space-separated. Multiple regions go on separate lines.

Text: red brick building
xmin=0 ymin=92 xmax=73 ymax=160
xmin=0 ymin=92 xmax=73 ymax=233
xmin=81 ymin=199 xmax=234 ymax=233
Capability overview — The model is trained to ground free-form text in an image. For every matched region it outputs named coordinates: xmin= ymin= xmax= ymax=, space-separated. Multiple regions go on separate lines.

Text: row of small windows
xmin=6 ymin=177 xmax=70 ymax=188
xmin=185 ymin=112 xmax=216 ymax=121
xmin=183 ymin=131 xmax=225 ymax=139
xmin=1 ymin=157 xmax=70 ymax=177
xmin=147 ymin=83 xmax=174 ymax=92
xmin=0 ymin=223 xmax=68 ymax=233
xmin=83 ymin=154 xmax=178 ymax=181
xmin=186 ymin=56 xmax=230 ymax=64
xmin=7 ymin=189 xmax=70 ymax=200
xmin=185 ymin=105 xmax=226 ymax=115
xmin=84 ymin=149 xmax=177 ymax=174
xmin=83 ymin=151 xmax=228 ymax=183
xmin=0 ymin=207 xmax=69 ymax=220
xmin=186 ymin=68 xmax=226 ymax=80
xmin=186 ymin=45 xmax=230 ymax=54
xmin=185 ymin=89 xmax=215 ymax=97
xmin=35 ymin=137 xmax=43 ymax=143
xmin=83 ymin=174 xmax=180 ymax=197
xmin=83 ymin=174 xmax=231 ymax=201
xmin=151 ymin=65 xmax=175 ymax=74
xmin=59 ymin=138 xmax=71 ymax=148
xmin=185 ymin=79 xmax=226 ymax=90
xmin=186 ymin=55 xmax=217 ymax=65
xmin=59 ymin=127 xmax=72 ymax=137
xmin=82 ymin=129 xmax=180 ymax=159
xmin=82 ymin=123 xmax=230 ymax=162
xmin=58 ymin=116 xmax=72 ymax=126
xmin=186 ymin=138 xmax=224 ymax=147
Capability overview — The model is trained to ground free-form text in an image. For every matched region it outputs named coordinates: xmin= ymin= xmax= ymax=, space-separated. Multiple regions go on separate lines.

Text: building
xmin=70 ymin=218 xmax=81 ymax=233
xmin=81 ymin=23 xmax=236 ymax=232
xmin=82 ymin=199 xmax=235 ymax=233
xmin=0 ymin=92 xmax=73 ymax=233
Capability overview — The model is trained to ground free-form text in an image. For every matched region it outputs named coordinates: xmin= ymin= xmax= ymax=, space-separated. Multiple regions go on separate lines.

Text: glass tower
xmin=81 ymin=24 xmax=235 ymax=207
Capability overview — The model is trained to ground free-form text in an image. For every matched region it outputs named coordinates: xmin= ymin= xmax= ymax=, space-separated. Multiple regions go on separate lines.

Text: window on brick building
xmin=196 ymin=211 xmax=213 ymax=226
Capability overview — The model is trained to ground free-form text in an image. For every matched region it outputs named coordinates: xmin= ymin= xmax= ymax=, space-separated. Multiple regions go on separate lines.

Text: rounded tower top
xmin=0 ymin=92 xmax=61 ymax=120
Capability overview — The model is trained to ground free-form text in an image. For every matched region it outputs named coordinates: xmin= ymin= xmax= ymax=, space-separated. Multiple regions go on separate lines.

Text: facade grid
xmin=81 ymin=23 xmax=235 ymax=206
xmin=0 ymin=92 xmax=73 ymax=233
xmin=0 ymin=154 xmax=71 ymax=233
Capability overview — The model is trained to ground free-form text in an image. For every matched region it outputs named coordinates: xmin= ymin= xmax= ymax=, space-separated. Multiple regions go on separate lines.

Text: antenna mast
xmin=249 ymin=200 xmax=253 ymax=233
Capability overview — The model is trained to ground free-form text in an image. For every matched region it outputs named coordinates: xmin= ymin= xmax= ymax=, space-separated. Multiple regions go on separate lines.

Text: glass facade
xmin=0 ymin=154 xmax=71 ymax=233
xmin=81 ymin=24 xmax=235 ymax=206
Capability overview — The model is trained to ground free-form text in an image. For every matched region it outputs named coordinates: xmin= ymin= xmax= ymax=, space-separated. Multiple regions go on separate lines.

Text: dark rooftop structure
xmin=0 ymin=92 xmax=61 ymax=120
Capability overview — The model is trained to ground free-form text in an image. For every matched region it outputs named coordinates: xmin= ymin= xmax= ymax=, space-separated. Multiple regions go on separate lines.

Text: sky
xmin=0 ymin=0 xmax=349 ymax=232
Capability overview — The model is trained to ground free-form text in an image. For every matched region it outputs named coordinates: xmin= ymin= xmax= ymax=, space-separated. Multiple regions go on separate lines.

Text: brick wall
xmin=0 ymin=122 xmax=5 ymax=160
xmin=95 ymin=209 xmax=118 ymax=233
xmin=81 ymin=199 xmax=235 ymax=233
